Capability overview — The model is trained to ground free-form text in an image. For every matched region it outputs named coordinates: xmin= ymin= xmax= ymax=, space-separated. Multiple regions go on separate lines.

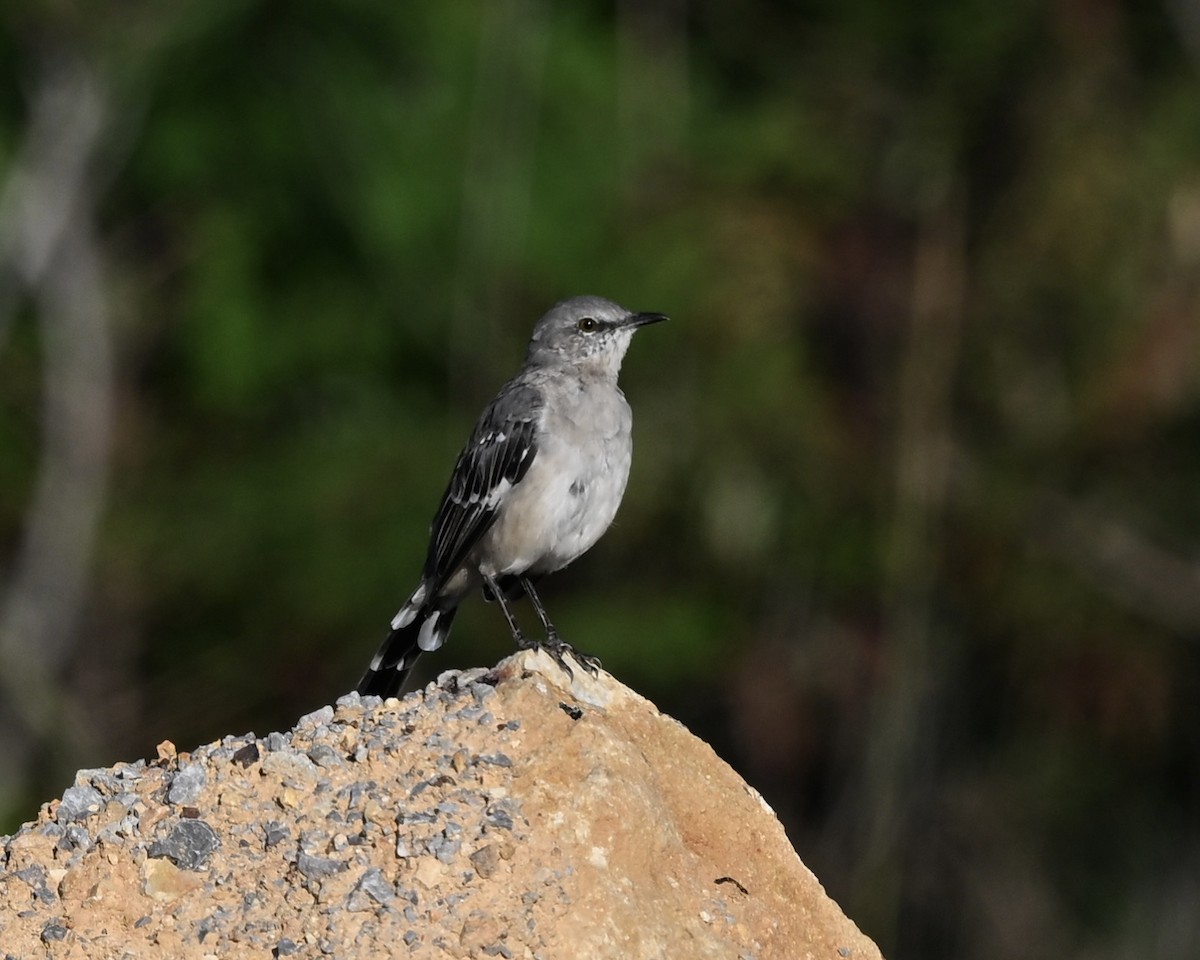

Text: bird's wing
xmin=423 ymin=381 xmax=543 ymax=585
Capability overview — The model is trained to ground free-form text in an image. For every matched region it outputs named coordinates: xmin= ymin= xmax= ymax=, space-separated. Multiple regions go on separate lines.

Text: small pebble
xmin=296 ymin=851 xmax=346 ymax=880
xmin=347 ymin=867 xmax=395 ymax=911
xmin=433 ymin=836 xmax=462 ymax=864
xmin=64 ymin=824 xmax=91 ymax=850
xmin=307 ymin=744 xmax=342 ymax=768
xmin=470 ymin=844 xmax=501 ymax=879
xmin=299 ymin=705 xmax=335 ymax=728
xmin=264 ymin=822 xmax=290 ymax=848
xmin=14 ymin=867 xmax=55 ymax=905
xmin=167 ymin=764 xmax=206 ymax=805
xmin=57 ymin=785 xmax=103 ymax=822
xmin=147 ymin=819 xmax=219 ymax=871
xmin=40 ymin=922 xmax=69 ymax=943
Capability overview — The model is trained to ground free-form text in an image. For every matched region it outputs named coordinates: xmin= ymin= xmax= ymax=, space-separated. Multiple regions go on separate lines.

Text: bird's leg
xmin=519 ymin=577 xmax=562 ymax=643
xmin=519 ymin=577 xmax=601 ymax=677
xmin=481 ymin=573 xmax=528 ymax=647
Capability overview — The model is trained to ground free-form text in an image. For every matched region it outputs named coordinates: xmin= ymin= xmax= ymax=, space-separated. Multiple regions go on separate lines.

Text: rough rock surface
xmin=0 ymin=649 xmax=882 ymax=959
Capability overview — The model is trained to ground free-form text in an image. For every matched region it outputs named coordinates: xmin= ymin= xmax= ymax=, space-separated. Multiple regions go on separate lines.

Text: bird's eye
xmin=577 ymin=317 xmax=598 ymax=333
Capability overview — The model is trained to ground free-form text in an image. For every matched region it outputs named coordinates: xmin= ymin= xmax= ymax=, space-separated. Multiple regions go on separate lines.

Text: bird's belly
xmin=543 ymin=471 xmax=623 ymax=566
xmin=478 ymin=435 xmax=631 ymax=577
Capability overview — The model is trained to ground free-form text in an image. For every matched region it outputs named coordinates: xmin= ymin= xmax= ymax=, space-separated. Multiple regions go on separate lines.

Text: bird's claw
xmin=516 ymin=632 xmax=601 ymax=680
xmin=567 ymin=647 xmax=602 ymax=677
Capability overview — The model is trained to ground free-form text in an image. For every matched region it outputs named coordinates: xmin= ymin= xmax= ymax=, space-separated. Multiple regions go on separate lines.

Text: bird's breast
xmin=479 ymin=386 xmax=633 ymax=577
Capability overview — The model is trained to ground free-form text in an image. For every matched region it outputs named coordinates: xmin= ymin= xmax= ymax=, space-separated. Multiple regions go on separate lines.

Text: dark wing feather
xmin=423 ymin=382 xmax=542 ymax=585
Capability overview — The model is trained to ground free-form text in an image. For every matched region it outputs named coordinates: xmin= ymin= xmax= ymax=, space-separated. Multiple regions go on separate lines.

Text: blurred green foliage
xmin=3 ymin=1 xmax=1200 ymax=957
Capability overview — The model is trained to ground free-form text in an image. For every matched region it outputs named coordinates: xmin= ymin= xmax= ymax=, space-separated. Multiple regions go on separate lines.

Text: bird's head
xmin=525 ymin=296 xmax=667 ymax=378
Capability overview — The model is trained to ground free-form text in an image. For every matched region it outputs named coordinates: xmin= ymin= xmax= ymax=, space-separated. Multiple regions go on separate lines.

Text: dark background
xmin=3 ymin=2 xmax=1200 ymax=957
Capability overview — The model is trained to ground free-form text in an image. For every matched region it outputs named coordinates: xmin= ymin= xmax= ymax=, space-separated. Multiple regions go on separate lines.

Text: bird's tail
xmin=357 ymin=585 xmax=458 ymax=699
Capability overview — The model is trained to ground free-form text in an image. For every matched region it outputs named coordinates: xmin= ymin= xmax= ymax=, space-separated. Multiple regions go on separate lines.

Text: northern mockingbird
xmin=357 ymin=295 xmax=667 ymax=698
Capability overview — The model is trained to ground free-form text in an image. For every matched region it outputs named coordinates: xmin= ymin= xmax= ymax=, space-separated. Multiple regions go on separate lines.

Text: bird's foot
xmin=516 ymin=631 xmax=601 ymax=679
xmin=558 ymin=637 xmax=602 ymax=677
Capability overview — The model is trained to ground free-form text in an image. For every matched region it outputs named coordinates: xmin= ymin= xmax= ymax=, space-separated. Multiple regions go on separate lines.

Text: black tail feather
xmin=356 ymin=605 xmax=458 ymax=699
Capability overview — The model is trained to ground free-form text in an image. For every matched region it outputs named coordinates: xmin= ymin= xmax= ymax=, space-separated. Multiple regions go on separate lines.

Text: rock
xmin=231 ymin=742 xmax=260 ymax=767
xmin=166 ymin=763 xmax=207 ymax=805
xmin=40 ymin=920 xmax=69 ymax=943
xmin=146 ymin=818 xmax=219 ymax=871
xmin=346 ymin=867 xmax=394 ymax=911
xmin=469 ymin=844 xmax=502 ymax=879
xmin=296 ymin=851 xmax=346 ymax=880
xmin=142 ymin=859 xmax=203 ymax=901
xmin=0 ymin=648 xmax=882 ymax=959
xmin=55 ymin=785 xmax=103 ymax=822
xmin=14 ymin=865 xmax=56 ymax=905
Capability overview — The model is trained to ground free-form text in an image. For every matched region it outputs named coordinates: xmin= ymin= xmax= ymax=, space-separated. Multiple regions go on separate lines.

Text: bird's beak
xmin=624 ymin=311 xmax=668 ymax=328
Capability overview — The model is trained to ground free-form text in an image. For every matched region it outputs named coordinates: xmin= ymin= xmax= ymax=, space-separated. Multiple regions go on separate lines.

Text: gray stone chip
xmin=14 ymin=867 xmax=56 ymax=905
xmin=296 ymin=851 xmax=346 ymax=880
xmin=167 ymin=764 xmax=207 ymax=805
xmin=147 ymin=819 xmax=220 ymax=871
xmin=347 ymin=867 xmax=395 ymax=911
xmin=56 ymin=785 xmax=103 ymax=822
xmin=40 ymin=921 xmax=69 ymax=943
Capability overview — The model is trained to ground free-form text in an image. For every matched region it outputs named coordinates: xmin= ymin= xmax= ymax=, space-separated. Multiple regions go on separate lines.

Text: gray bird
xmin=357 ymin=295 xmax=667 ymax=698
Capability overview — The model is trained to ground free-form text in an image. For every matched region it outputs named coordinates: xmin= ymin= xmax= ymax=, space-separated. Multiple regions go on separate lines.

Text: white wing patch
xmin=458 ymin=476 xmax=513 ymax=507
xmin=484 ymin=477 xmax=512 ymax=508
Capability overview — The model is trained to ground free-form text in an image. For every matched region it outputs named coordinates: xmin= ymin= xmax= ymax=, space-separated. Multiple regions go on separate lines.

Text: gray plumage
xmin=357 ymin=295 xmax=667 ymax=698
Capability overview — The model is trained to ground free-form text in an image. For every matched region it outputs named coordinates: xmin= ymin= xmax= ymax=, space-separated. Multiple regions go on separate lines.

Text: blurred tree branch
xmin=845 ymin=194 xmax=967 ymax=938
xmin=450 ymin=0 xmax=548 ymax=392
xmin=0 ymin=54 xmax=113 ymax=791
xmin=1035 ymin=491 xmax=1200 ymax=636
xmin=617 ymin=0 xmax=689 ymax=188
xmin=1167 ymin=0 xmax=1200 ymax=69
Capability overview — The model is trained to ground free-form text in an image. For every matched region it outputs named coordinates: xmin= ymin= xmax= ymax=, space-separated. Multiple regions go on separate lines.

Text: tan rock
xmin=0 ymin=649 xmax=882 ymax=959
xmin=142 ymin=858 xmax=203 ymax=901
